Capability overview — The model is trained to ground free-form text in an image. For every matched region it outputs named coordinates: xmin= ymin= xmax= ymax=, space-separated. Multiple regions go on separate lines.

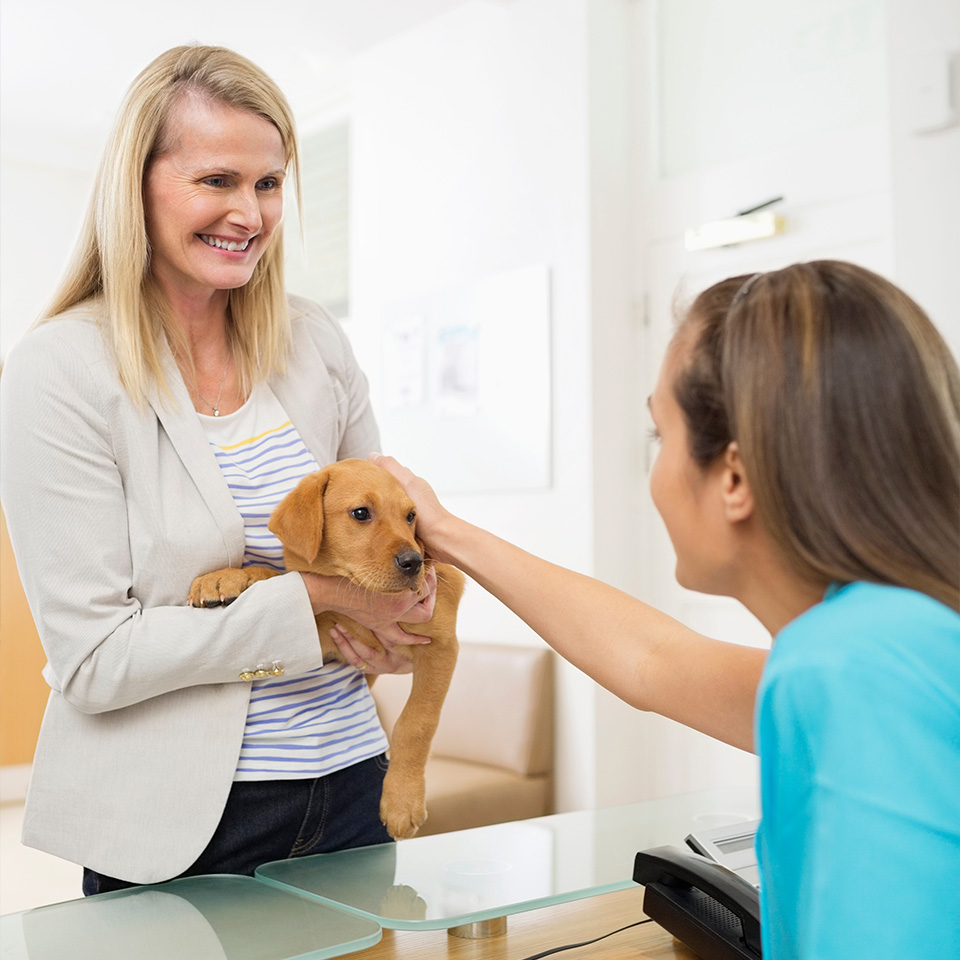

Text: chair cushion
xmin=412 ymin=757 xmax=551 ymax=836
xmin=371 ymin=641 xmax=553 ymax=776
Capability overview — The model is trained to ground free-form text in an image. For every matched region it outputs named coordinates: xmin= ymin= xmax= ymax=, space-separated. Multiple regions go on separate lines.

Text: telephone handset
xmin=633 ymin=845 xmax=762 ymax=960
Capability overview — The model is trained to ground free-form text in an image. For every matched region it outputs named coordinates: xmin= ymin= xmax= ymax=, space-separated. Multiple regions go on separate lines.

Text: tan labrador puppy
xmin=188 ymin=458 xmax=465 ymax=839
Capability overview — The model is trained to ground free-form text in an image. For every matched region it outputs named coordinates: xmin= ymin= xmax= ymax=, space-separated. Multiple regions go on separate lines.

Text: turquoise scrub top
xmin=755 ymin=582 xmax=960 ymax=959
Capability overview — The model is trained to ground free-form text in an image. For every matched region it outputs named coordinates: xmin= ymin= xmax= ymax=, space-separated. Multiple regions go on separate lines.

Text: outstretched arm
xmin=370 ymin=454 xmax=765 ymax=752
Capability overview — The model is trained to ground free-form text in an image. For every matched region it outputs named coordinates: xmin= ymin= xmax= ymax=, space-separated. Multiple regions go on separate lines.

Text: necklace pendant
xmin=213 ymin=408 xmax=220 ymax=417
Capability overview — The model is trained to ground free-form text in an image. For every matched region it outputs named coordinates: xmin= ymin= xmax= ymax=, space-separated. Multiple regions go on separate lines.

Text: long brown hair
xmin=42 ymin=44 xmax=302 ymax=405
xmin=674 ymin=260 xmax=960 ymax=610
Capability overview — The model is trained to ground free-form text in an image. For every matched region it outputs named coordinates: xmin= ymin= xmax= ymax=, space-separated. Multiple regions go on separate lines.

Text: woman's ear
xmin=722 ymin=442 xmax=755 ymax=523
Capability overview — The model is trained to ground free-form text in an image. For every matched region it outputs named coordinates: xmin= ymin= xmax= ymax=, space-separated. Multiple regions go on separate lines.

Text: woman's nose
xmin=228 ymin=187 xmax=263 ymax=231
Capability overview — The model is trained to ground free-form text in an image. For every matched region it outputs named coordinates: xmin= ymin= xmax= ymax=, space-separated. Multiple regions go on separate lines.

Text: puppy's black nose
xmin=394 ymin=549 xmax=424 ymax=577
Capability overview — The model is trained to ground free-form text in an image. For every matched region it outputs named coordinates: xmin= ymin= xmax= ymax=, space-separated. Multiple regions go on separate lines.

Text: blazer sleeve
xmin=0 ymin=320 xmax=324 ymax=714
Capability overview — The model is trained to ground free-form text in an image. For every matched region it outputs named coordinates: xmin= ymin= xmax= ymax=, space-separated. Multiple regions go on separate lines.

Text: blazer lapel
xmin=149 ymin=348 xmax=246 ymax=567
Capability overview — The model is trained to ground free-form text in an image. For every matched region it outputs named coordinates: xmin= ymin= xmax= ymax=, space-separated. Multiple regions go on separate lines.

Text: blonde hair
xmin=674 ymin=260 xmax=960 ymax=611
xmin=43 ymin=44 xmax=302 ymax=403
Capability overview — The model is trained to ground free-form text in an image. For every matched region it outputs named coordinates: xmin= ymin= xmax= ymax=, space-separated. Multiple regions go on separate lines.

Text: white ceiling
xmin=0 ymin=0 xmax=473 ymax=161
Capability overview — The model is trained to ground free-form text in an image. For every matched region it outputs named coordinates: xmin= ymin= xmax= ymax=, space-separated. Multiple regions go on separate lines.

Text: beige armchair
xmin=371 ymin=641 xmax=554 ymax=836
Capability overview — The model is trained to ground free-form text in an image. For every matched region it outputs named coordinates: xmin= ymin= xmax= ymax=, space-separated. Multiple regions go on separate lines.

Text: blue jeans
xmin=82 ymin=753 xmax=393 ymax=896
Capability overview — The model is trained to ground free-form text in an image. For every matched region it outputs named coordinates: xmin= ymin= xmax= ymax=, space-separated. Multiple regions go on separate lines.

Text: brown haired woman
xmin=354 ymin=261 xmax=960 ymax=959
xmin=1 ymin=46 xmax=433 ymax=895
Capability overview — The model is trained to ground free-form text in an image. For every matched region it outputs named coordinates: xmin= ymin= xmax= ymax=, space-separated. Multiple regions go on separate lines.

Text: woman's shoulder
xmin=773 ymin=582 xmax=959 ymax=681
xmin=3 ymin=299 xmax=109 ymax=376
xmin=1 ymin=299 xmax=120 ymax=433
xmin=803 ymin=581 xmax=956 ymax=633
xmin=287 ymin=295 xmax=340 ymax=331
xmin=285 ymin=295 xmax=352 ymax=360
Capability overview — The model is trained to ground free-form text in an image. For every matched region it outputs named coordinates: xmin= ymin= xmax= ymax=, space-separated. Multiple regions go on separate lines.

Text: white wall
xmin=0 ymin=159 xmax=93 ymax=358
xmin=342 ymin=0 xmax=771 ymax=811
xmin=885 ymin=0 xmax=960 ymax=360
xmin=345 ymin=0 xmax=604 ymax=811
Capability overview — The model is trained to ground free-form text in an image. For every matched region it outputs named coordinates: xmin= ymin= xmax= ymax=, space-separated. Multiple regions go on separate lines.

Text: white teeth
xmin=200 ymin=234 xmax=251 ymax=252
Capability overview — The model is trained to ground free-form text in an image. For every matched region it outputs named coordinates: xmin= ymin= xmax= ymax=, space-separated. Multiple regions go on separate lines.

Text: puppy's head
xmin=268 ymin=458 xmax=426 ymax=593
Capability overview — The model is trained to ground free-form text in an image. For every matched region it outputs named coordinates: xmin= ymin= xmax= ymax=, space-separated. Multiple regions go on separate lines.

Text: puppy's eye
xmin=406 ymin=511 xmax=416 ymax=525
xmin=350 ymin=507 xmax=372 ymax=522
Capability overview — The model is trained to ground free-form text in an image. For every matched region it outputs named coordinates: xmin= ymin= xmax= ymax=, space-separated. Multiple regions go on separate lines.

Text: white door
xmin=628 ymin=0 xmax=894 ymax=797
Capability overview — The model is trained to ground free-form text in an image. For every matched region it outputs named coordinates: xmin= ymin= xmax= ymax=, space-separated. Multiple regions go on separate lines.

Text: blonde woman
xmin=354 ymin=262 xmax=960 ymax=959
xmin=0 ymin=45 xmax=433 ymax=894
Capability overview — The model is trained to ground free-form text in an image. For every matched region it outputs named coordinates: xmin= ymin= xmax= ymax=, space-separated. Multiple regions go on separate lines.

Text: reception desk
xmin=254 ymin=787 xmax=758 ymax=936
xmin=1 ymin=787 xmax=758 ymax=960
xmin=0 ymin=881 xmax=699 ymax=960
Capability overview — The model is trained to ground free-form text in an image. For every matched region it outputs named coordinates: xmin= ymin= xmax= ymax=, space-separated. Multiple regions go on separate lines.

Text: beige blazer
xmin=0 ymin=296 xmax=380 ymax=883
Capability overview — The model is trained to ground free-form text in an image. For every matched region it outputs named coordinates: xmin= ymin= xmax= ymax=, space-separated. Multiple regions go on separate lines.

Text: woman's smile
xmin=198 ymin=233 xmax=254 ymax=253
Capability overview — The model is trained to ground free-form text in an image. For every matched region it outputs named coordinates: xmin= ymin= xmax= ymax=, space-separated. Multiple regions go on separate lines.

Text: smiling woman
xmin=0 ymin=44 xmax=439 ymax=897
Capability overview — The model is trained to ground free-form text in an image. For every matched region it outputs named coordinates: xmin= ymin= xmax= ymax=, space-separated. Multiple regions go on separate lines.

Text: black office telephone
xmin=633 ymin=845 xmax=762 ymax=960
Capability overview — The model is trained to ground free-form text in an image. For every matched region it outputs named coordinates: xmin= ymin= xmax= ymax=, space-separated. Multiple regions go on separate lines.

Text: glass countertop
xmin=0 ymin=875 xmax=381 ymax=960
xmin=256 ymin=785 xmax=759 ymax=931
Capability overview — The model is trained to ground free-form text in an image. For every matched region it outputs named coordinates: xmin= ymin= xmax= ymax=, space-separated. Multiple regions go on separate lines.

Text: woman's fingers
xmin=329 ymin=623 xmax=419 ymax=675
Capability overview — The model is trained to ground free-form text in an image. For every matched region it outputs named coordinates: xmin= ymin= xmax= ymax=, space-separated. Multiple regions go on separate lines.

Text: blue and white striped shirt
xmin=200 ymin=383 xmax=388 ymax=780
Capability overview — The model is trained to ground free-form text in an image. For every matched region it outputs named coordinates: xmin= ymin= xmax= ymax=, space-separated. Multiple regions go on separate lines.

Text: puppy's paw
xmin=188 ymin=567 xmax=272 ymax=608
xmin=380 ymin=783 xmax=428 ymax=840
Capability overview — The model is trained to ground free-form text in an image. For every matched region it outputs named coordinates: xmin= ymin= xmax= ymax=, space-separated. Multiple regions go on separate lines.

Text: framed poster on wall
xmin=379 ymin=264 xmax=552 ymax=494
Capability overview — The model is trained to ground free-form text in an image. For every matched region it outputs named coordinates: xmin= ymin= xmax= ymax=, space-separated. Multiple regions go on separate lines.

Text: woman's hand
xmin=300 ymin=565 xmax=438 ymax=635
xmin=329 ymin=623 xmax=416 ymax=675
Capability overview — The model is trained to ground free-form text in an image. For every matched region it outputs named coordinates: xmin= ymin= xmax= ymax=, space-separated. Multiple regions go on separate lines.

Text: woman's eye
xmin=647 ymin=426 xmax=662 ymax=444
xmin=203 ymin=177 xmax=226 ymax=187
xmin=257 ymin=178 xmax=279 ymax=191
xmin=406 ymin=511 xmax=416 ymax=525
xmin=350 ymin=507 xmax=371 ymax=522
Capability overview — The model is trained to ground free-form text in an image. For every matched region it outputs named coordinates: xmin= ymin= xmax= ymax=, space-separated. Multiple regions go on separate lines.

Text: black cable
xmin=516 ymin=917 xmax=655 ymax=960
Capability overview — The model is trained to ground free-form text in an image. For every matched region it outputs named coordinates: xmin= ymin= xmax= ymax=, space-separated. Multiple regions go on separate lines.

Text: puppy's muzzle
xmin=394 ymin=549 xmax=424 ymax=578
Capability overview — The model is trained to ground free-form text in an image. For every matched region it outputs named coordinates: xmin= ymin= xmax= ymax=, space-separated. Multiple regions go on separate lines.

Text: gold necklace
xmin=195 ymin=361 xmax=229 ymax=417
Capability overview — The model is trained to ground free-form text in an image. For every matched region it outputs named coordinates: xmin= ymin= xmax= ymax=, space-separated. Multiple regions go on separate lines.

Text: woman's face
xmin=648 ymin=335 xmax=731 ymax=594
xmin=143 ymin=93 xmax=286 ymax=306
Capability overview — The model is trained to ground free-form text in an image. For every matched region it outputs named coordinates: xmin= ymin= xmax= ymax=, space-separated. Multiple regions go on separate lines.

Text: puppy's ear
xmin=269 ymin=471 xmax=330 ymax=563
